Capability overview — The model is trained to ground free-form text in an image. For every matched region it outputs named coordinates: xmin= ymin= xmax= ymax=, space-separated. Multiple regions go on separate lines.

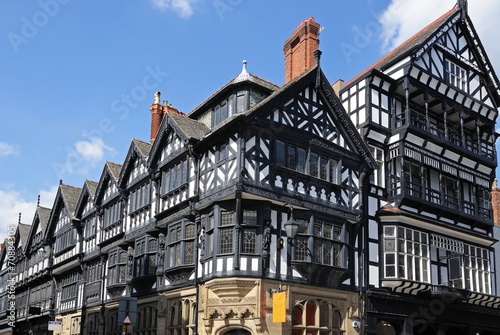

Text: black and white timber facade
xmin=338 ymin=2 xmax=500 ymax=334
xmin=2 ymin=2 xmax=500 ymax=335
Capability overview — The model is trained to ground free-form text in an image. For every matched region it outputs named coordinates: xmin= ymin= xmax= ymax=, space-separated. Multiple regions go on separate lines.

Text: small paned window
xmin=383 ymin=226 xmax=429 ymax=283
xmin=167 ymin=220 xmax=195 ymax=267
xmin=161 ymin=159 xmax=188 ymax=195
xmin=445 ymin=59 xmax=468 ymax=91
xmin=275 ymin=139 xmax=338 ymax=183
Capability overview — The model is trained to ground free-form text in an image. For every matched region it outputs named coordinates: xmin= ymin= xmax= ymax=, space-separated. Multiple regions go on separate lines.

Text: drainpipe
xmin=359 ymin=164 xmax=374 ymax=335
xmin=193 ymin=213 xmax=201 ymax=335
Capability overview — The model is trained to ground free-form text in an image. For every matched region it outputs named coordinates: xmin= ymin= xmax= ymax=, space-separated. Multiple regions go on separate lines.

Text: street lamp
xmin=284 ymin=207 xmax=300 ymax=238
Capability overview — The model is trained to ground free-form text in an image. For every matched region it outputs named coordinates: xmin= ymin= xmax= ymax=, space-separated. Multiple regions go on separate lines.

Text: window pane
xmin=276 ymin=141 xmax=285 ymax=167
xmin=219 ymin=228 xmax=233 ymax=254
xmin=242 ymin=229 xmax=256 ymax=254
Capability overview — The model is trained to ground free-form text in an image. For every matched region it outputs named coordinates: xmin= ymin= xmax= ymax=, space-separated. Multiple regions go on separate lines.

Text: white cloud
xmin=0 ymin=185 xmax=58 ymax=244
xmin=378 ymin=0 xmax=500 ymax=74
xmin=150 ymin=0 xmax=198 ymax=18
xmin=75 ymin=137 xmax=115 ymax=163
xmin=53 ymin=137 xmax=116 ymax=177
xmin=378 ymin=0 xmax=454 ymax=52
xmin=0 ymin=141 xmax=20 ymax=157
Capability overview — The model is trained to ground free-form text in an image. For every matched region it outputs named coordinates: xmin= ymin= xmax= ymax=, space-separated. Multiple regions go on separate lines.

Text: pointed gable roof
xmin=238 ymin=64 xmax=377 ymax=170
xmin=95 ymin=161 xmax=123 ymax=205
xmin=118 ymin=138 xmax=153 ymax=187
xmin=75 ymin=179 xmax=98 ymax=218
xmin=345 ymin=6 xmax=458 ymax=87
xmin=25 ymin=205 xmax=51 ymax=253
xmin=193 ymin=63 xmax=376 ymax=170
xmin=47 ymin=183 xmax=82 ymax=224
xmin=37 ymin=206 xmax=51 ymax=235
xmin=344 ymin=4 xmax=500 ymax=101
xmin=17 ymin=222 xmax=31 ymax=251
xmin=148 ymin=112 xmax=210 ymax=166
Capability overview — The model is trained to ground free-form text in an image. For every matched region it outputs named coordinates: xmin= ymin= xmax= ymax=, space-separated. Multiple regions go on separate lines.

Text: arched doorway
xmin=221 ymin=328 xmax=252 ymax=335
xmin=377 ymin=320 xmax=398 ymax=335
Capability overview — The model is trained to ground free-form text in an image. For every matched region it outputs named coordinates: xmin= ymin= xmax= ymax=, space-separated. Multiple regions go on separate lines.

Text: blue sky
xmin=1 ymin=0 xmax=499 ymax=242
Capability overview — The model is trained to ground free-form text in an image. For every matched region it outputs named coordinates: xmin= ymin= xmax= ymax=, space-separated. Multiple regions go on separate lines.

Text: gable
xmin=411 ymin=12 xmax=499 ymax=119
xmin=118 ymin=139 xmax=152 ymax=189
xmin=149 ymin=110 xmax=210 ymax=169
xmin=253 ymin=69 xmax=374 ymax=168
xmin=95 ymin=163 xmax=122 ymax=205
xmin=269 ymin=83 xmax=347 ymax=147
xmin=160 ymin=131 xmax=184 ymax=164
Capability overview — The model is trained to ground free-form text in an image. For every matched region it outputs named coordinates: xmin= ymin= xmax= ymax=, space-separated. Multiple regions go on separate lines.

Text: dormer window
xmin=445 ymin=59 xmax=468 ymax=91
xmin=212 ymin=90 xmax=248 ymax=127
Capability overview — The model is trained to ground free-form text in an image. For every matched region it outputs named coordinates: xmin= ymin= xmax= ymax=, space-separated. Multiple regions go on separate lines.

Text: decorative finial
xmin=18 ymin=213 xmax=21 ymax=224
xmin=458 ymin=0 xmax=468 ymax=21
xmin=154 ymin=91 xmax=161 ymax=104
xmin=241 ymin=60 xmax=248 ymax=75
xmin=37 ymin=195 xmax=40 ymax=207
xmin=233 ymin=60 xmax=251 ymax=83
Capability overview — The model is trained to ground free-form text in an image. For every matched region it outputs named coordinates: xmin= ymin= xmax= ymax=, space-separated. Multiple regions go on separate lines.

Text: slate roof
xmin=60 ymin=184 xmax=83 ymax=220
xmin=132 ymin=138 xmax=152 ymax=157
xmin=18 ymin=223 xmax=31 ymax=249
xmin=106 ymin=161 xmax=123 ymax=179
xmin=84 ymin=180 xmax=99 ymax=197
xmin=37 ymin=206 xmax=51 ymax=235
xmin=188 ymin=61 xmax=280 ymax=119
xmin=169 ymin=113 xmax=210 ymax=141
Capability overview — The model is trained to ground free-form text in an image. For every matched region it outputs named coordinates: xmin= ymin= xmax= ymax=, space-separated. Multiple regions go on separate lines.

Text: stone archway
xmin=221 ymin=328 xmax=252 ymax=335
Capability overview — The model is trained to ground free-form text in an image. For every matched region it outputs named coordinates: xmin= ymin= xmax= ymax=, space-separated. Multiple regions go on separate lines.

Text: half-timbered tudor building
xmin=0 ymin=239 xmax=14 ymax=335
xmin=91 ymin=161 xmax=124 ymax=335
xmin=144 ymin=16 xmax=376 ymax=335
xmin=15 ymin=204 xmax=54 ymax=335
xmin=46 ymin=183 xmax=85 ymax=335
xmin=338 ymin=2 xmax=500 ymax=334
xmin=7 ymin=2 xmax=500 ymax=335
xmin=76 ymin=180 xmax=101 ymax=335
xmin=12 ymin=221 xmax=32 ymax=335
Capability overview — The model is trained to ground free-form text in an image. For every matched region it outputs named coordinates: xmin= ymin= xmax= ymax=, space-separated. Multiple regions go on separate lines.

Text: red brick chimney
xmin=492 ymin=179 xmax=500 ymax=226
xmin=150 ymin=91 xmax=164 ymax=142
xmin=283 ymin=17 xmax=321 ymax=84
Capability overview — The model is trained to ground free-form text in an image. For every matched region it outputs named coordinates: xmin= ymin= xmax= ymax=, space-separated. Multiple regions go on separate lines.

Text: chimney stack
xmin=150 ymin=91 xmax=164 ymax=142
xmin=283 ymin=17 xmax=321 ymax=84
xmin=492 ymin=179 xmax=500 ymax=226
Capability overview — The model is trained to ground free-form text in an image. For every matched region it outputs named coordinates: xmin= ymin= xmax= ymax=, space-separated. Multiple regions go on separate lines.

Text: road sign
xmin=123 ymin=315 xmax=132 ymax=325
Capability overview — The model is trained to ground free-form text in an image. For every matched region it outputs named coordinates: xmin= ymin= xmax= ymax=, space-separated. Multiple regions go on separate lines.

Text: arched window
xmin=134 ymin=305 xmax=158 ymax=335
xmin=107 ymin=310 xmax=121 ymax=335
xmin=305 ymin=301 xmax=317 ymax=326
xmin=292 ymin=300 xmax=344 ymax=335
xmin=167 ymin=299 xmax=196 ymax=335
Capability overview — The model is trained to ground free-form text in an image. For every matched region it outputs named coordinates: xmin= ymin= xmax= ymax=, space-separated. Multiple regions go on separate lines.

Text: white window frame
xmin=383 ymin=226 xmax=430 ymax=283
xmin=445 ymin=59 xmax=468 ymax=91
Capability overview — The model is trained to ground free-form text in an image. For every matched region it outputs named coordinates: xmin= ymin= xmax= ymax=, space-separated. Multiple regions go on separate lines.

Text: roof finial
xmin=241 ymin=60 xmax=248 ymax=75
xmin=37 ymin=195 xmax=40 ymax=207
xmin=458 ymin=0 xmax=468 ymax=21
xmin=234 ymin=60 xmax=251 ymax=83
xmin=18 ymin=212 xmax=21 ymax=224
